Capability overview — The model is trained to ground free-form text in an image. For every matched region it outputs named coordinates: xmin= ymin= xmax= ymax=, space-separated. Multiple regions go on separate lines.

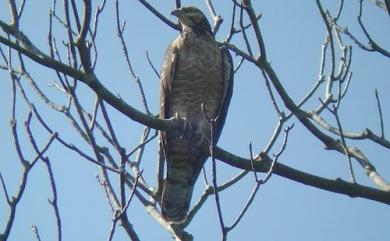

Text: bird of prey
xmin=159 ymin=6 xmax=234 ymax=222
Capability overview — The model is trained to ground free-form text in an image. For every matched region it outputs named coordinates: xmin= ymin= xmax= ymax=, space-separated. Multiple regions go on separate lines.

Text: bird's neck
xmin=181 ymin=25 xmax=214 ymax=39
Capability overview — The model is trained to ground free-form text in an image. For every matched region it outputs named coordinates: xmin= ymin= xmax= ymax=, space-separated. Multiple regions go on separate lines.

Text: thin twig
xmin=227 ymin=126 xmax=292 ymax=232
xmin=118 ymin=171 xmax=143 ymax=218
xmin=262 ymin=69 xmax=282 ymax=116
xmin=225 ymin=2 xmax=237 ymax=43
xmin=116 ymin=168 xmax=142 ymax=241
xmin=319 ymin=99 xmax=356 ymax=183
xmin=30 ymin=104 xmax=120 ymax=173
xmin=146 ymin=50 xmax=160 ymax=79
xmin=333 ymin=106 xmax=356 ymax=183
xmin=309 ymin=112 xmax=390 ymax=149
xmin=316 ymin=0 xmax=336 ymax=98
xmin=226 ymin=181 xmax=260 ymax=232
xmin=201 ymin=103 xmax=227 ymax=241
xmin=96 ymin=174 xmax=115 ymax=212
xmin=238 ymin=5 xmax=253 ymax=57
xmin=136 ymin=0 xmax=180 ymax=30
xmin=89 ymin=95 xmax=100 ymax=131
xmin=263 ymin=118 xmax=284 ymax=154
xmin=133 ymin=127 xmax=152 ymax=167
xmin=127 ymin=129 xmax=158 ymax=158
xmin=205 ymin=0 xmax=223 ymax=34
xmin=30 ymin=225 xmax=42 ymax=241
xmin=115 ymin=0 xmax=151 ymax=114
xmin=0 ymin=173 xmax=10 ymax=203
xmin=272 ymin=124 xmax=294 ymax=165
xmin=356 ymin=0 xmax=390 ymax=57
xmin=375 ymin=89 xmax=385 ymax=138
xmin=43 ymin=157 xmax=62 ymax=241
xmin=108 ymin=210 xmax=119 ymax=241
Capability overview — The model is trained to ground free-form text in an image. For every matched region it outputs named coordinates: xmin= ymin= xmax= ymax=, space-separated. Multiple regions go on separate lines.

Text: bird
xmin=159 ymin=6 xmax=234 ymax=222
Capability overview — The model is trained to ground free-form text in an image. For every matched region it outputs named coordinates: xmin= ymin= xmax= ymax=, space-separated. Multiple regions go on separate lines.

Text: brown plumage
xmin=160 ymin=6 xmax=233 ymax=222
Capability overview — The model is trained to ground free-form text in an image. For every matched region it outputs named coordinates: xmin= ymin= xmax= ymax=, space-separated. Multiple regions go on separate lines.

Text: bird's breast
xmin=169 ymin=31 xmax=224 ymax=124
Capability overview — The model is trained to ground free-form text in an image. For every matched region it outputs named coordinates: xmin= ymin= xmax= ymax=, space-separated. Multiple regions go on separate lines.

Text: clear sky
xmin=0 ymin=1 xmax=389 ymax=241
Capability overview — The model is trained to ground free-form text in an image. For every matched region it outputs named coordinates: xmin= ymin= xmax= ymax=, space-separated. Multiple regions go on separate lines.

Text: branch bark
xmin=215 ymin=147 xmax=390 ymax=205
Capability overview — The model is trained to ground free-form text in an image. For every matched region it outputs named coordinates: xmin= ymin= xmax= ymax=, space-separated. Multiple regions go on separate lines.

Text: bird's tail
xmin=161 ymin=161 xmax=197 ymax=222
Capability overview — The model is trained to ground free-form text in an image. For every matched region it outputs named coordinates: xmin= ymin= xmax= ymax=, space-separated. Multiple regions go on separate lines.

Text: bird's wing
xmin=159 ymin=41 xmax=179 ymax=171
xmin=160 ymin=42 xmax=178 ymax=120
xmin=214 ymin=46 xmax=234 ymax=141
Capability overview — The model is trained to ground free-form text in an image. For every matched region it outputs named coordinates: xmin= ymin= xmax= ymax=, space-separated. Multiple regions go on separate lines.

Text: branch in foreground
xmin=136 ymin=0 xmax=180 ymax=30
xmin=309 ymin=112 xmax=390 ymax=149
xmin=0 ymin=34 xmax=177 ymax=132
xmin=214 ymin=147 xmax=390 ymax=205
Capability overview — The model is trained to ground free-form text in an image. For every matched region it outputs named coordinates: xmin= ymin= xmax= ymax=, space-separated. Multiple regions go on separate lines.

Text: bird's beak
xmin=170 ymin=9 xmax=180 ymax=17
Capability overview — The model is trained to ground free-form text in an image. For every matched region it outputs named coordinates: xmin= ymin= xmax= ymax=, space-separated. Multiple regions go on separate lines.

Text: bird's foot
xmin=171 ymin=114 xmax=211 ymax=146
xmin=173 ymin=113 xmax=193 ymax=140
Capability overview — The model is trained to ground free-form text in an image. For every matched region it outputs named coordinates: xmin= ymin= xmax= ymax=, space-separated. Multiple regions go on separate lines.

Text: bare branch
xmin=115 ymin=0 xmax=151 ymax=114
xmin=76 ymin=0 xmax=91 ymax=44
xmin=30 ymin=225 xmax=42 ymax=241
xmin=332 ymin=0 xmax=390 ymax=57
xmin=118 ymin=171 xmax=143 ymax=219
xmin=328 ymin=104 xmax=356 ymax=183
xmin=8 ymin=0 xmax=19 ymax=27
xmin=262 ymin=69 xmax=282 ymax=116
xmin=226 ymin=181 xmax=260 ymax=232
xmin=136 ymin=0 xmax=180 ymax=30
xmin=375 ymin=89 xmax=385 ymax=138
xmin=214 ymin=147 xmax=390 ymax=204
xmin=309 ymin=112 xmax=390 ymax=149
xmin=1 ymin=116 xmax=32 ymax=239
xmin=127 ymin=129 xmax=158 ymax=158
xmin=357 ymin=0 xmax=390 ymax=57
xmin=146 ymin=50 xmax=160 ymax=79
xmin=202 ymin=104 xmax=227 ymax=241
xmin=89 ymin=96 xmax=100 ymax=131
xmin=176 ymin=0 xmax=181 ymax=9
xmin=240 ymin=0 xmax=267 ymax=61
xmin=238 ymin=5 xmax=253 ymax=57
xmin=114 ymin=171 xmax=142 ymax=241
xmin=43 ymin=157 xmax=62 ymax=241
xmin=316 ymin=0 xmax=337 ymax=98
xmin=205 ymin=0 xmax=223 ymax=34
xmin=0 ymin=33 xmax=178 ymax=132
xmin=0 ymin=173 xmax=10 ymax=204
xmin=1 ymin=2 xmax=389 ymax=240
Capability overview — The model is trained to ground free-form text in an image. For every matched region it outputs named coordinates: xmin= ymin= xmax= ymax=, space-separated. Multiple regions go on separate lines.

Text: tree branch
xmin=0 ymin=34 xmax=178 ymax=132
xmin=136 ymin=0 xmax=180 ymax=30
xmin=214 ymin=147 xmax=390 ymax=205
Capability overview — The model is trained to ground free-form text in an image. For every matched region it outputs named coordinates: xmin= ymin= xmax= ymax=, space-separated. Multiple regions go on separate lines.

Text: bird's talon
xmin=174 ymin=113 xmax=193 ymax=139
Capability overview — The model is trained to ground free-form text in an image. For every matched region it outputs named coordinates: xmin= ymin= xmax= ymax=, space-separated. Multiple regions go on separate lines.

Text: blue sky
xmin=0 ymin=1 xmax=389 ymax=241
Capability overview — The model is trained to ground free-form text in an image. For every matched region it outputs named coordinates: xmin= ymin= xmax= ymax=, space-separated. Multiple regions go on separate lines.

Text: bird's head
xmin=171 ymin=6 xmax=212 ymax=34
